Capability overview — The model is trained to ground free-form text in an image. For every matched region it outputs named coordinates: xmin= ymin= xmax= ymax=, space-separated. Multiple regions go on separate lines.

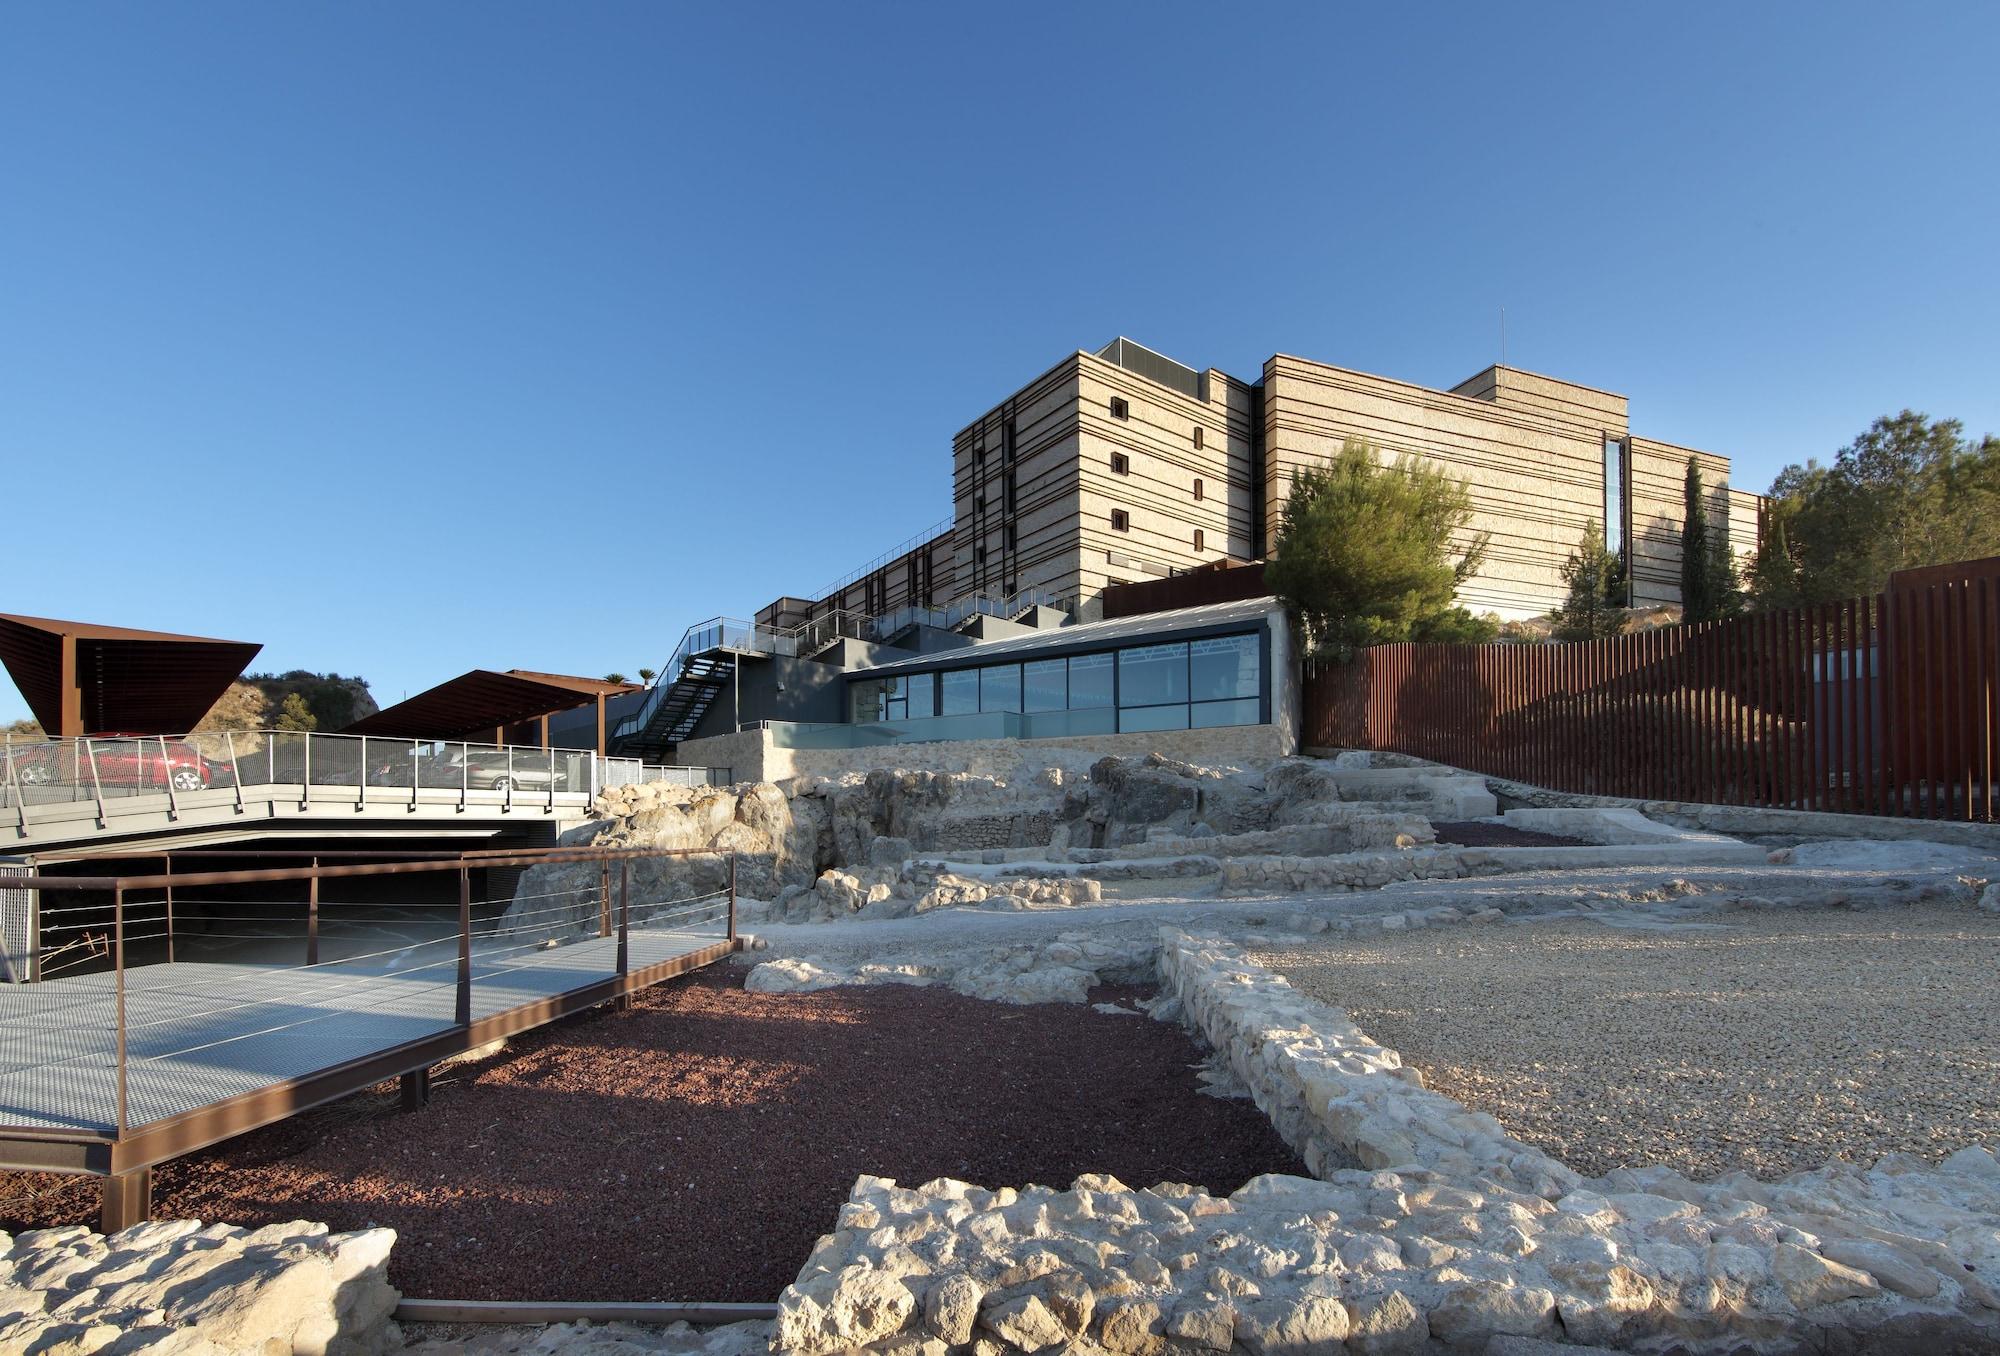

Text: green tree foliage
xmin=1266 ymin=439 xmax=1493 ymax=659
xmin=1746 ymin=411 xmax=2000 ymax=608
xmin=602 ymin=672 xmax=628 ymax=685
xmin=273 ymin=692 xmax=318 ymax=731
xmin=1552 ymin=521 xmax=1627 ymax=641
xmin=242 ymin=671 xmax=376 ymax=730
xmin=1679 ymin=458 xmax=1742 ymax=623
xmin=1680 ymin=458 xmax=1713 ymax=621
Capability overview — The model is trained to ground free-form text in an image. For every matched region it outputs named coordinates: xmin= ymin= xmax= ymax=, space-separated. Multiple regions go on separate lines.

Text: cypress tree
xmin=1680 ymin=457 xmax=1712 ymax=622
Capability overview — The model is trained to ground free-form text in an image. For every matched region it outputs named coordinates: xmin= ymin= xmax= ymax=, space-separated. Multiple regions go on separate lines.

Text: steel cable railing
xmin=0 ymin=848 xmax=740 ymax=1143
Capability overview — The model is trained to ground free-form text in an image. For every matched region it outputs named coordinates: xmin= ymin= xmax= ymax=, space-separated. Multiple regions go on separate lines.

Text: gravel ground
xmin=1254 ymin=904 xmax=2000 ymax=1181
xmin=0 ymin=968 xmax=1299 ymax=1303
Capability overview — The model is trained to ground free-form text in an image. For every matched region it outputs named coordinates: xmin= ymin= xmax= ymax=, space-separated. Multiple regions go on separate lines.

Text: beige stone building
xmin=623 ymin=339 xmax=1762 ymax=763
xmin=769 ymin=337 xmax=1761 ymax=630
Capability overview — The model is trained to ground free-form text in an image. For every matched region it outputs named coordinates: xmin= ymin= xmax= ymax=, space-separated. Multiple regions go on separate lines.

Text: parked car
xmin=7 ymin=737 xmax=225 ymax=792
xmin=419 ymin=747 xmax=567 ymax=794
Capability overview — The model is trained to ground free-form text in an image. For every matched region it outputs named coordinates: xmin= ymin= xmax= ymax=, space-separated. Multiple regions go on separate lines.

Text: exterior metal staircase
xmin=610 ymin=618 xmax=793 ymax=763
xmin=611 ymin=588 xmax=1073 ymax=762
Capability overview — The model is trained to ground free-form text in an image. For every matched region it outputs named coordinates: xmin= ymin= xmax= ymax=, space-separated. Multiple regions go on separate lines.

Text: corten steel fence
xmin=0 ymin=844 xmax=742 ymax=1226
xmin=1303 ymin=557 xmax=2000 ymax=822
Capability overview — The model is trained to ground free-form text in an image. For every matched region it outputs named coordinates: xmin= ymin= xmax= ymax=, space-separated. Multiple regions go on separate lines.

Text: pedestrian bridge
xmin=1 ymin=730 xmax=723 ymax=857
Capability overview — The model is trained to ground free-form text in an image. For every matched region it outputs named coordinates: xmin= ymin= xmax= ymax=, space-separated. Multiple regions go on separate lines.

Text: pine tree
xmin=1552 ymin=521 xmax=1626 ymax=641
xmin=1266 ymin=438 xmax=1493 ymax=659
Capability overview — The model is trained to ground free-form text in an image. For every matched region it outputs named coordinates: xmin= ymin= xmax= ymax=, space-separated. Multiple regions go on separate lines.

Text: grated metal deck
xmin=0 ymin=921 xmax=729 ymax=1134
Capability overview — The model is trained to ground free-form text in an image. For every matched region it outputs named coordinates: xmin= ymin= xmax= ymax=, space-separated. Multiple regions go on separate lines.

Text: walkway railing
xmin=0 ymin=845 xmax=743 ymax=1228
xmin=1 ymin=730 xmax=728 ymax=836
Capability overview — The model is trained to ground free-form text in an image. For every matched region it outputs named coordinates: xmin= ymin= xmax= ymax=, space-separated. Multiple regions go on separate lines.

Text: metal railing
xmin=598 ymin=759 xmax=732 ymax=789
xmin=814 ymin=515 xmax=955 ymax=602
xmin=0 ymin=846 xmax=741 ymax=1224
xmin=0 ymin=729 xmax=727 ymax=833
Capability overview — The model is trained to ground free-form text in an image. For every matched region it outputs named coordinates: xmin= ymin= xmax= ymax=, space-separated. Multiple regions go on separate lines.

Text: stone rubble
xmin=774 ymin=932 xmax=2000 ymax=1354
xmin=509 ymin=753 xmax=1521 ymax=938
xmin=744 ymin=932 xmax=1159 ymax=1007
xmin=0 ymin=1218 xmax=399 ymax=1356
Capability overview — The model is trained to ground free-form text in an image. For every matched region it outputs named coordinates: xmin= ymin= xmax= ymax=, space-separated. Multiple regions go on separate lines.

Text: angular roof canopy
xmin=0 ymin=612 xmax=263 ymax=737
xmin=344 ymin=669 xmax=640 ymax=741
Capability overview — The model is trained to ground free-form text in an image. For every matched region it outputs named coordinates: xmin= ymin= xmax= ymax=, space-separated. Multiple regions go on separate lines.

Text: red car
xmin=8 ymin=737 xmax=223 ymax=792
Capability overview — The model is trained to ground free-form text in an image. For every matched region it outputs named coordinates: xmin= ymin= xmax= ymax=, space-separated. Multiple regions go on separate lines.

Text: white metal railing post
xmin=459 ymin=742 xmax=468 ymax=811
xmin=5 ymin=734 xmax=27 ymax=833
xmin=410 ymin=742 xmax=420 ymax=810
xmin=546 ymin=747 xmax=556 ymax=811
xmin=301 ymin=732 xmax=312 ymax=809
xmin=225 ymin=731 xmax=244 ymax=810
xmin=358 ymin=735 xmax=368 ymax=808
xmin=504 ymin=745 xmax=514 ymax=811
xmin=85 ymin=738 xmax=105 ymax=825
xmin=159 ymin=735 xmax=179 ymax=819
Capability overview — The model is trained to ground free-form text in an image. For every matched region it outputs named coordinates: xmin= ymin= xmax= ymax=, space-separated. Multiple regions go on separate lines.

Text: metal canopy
xmin=343 ymin=669 xmax=639 ymax=746
xmin=0 ymin=613 xmax=262 ymax=738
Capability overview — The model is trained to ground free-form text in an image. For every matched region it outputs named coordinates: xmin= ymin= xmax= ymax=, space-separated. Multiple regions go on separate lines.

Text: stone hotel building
xmin=597 ymin=338 xmax=1762 ymax=774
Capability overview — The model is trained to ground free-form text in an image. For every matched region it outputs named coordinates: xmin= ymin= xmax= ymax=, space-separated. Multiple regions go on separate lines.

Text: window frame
xmin=1110 ymin=509 xmax=1129 ymax=533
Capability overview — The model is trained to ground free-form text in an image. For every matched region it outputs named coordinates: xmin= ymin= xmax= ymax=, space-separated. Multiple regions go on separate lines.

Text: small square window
xmin=1194 ymin=529 xmax=1205 ymax=551
xmin=1193 ymin=478 xmax=1203 ymax=501
xmin=1110 ymin=397 xmax=1129 ymax=420
xmin=977 ymin=544 xmax=988 ymax=562
xmin=1111 ymin=453 xmax=1129 ymax=476
xmin=1193 ymin=426 xmax=1204 ymax=450
xmin=1005 ymin=524 xmax=1017 ymax=548
xmin=975 ymin=495 xmax=986 ymax=513
xmin=1111 ymin=509 xmax=1129 ymax=532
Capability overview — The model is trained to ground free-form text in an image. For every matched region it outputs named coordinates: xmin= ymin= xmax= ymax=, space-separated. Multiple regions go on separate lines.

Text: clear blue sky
xmin=5 ymin=2 xmax=1995 ymax=722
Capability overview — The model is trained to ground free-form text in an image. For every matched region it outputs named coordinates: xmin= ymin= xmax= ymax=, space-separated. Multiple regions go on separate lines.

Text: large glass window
xmin=1190 ymin=634 xmax=1260 ymax=701
xmin=1118 ymin=642 xmax=1189 ymax=709
xmin=1603 ymin=435 xmax=1627 ymax=560
xmin=979 ymin=663 xmax=1021 ymax=713
xmin=1068 ymin=652 xmax=1114 ymax=709
xmin=939 ymin=668 xmax=979 ymax=716
xmin=1120 ymin=703 xmax=1190 ymax=733
xmin=1023 ymin=658 xmax=1067 ymax=712
xmin=1191 ymin=697 xmax=1260 ymax=728
xmin=850 ymin=630 xmax=1262 ymax=738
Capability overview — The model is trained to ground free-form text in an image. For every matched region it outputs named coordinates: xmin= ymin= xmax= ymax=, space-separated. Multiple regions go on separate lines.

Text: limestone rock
xmin=979 ymin=1292 xmax=1069 ymax=1351
xmin=1426 ymin=1280 xmax=1557 ymax=1345
xmin=923 ymin=1272 xmax=983 ymax=1344
xmin=1771 ymin=1242 xmax=1881 ymax=1309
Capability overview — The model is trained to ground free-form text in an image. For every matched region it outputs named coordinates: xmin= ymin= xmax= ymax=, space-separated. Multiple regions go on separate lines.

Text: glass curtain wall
xmin=848 ymin=631 xmax=1263 ymax=736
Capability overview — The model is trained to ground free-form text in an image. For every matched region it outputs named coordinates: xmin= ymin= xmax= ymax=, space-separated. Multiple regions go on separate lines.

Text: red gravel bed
xmin=1430 ymin=820 xmax=1591 ymax=848
xmin=0 ymin=966 xmax=1300 ymax=1303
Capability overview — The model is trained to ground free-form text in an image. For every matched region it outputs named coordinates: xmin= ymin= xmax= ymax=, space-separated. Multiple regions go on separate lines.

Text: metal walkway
xmin=0 ymin=846 xmax=743 ymax=1229
xmin=1 ymin=729 xmax=723 ymax=856
xmin=0 ymin=925 xmax=727 ymax=1133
